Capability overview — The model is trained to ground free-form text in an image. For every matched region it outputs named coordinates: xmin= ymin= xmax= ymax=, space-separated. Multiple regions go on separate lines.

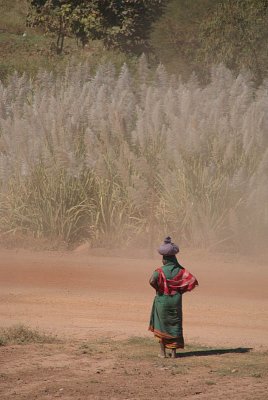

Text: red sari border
xmin=149 ymin=326 xmax=184 ymax=349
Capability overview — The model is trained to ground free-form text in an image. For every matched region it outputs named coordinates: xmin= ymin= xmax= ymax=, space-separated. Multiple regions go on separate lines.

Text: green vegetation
xmin=28 ymin=0 xmax=167 ymax=54
xmin=151 ymin=0 xmax=268 ymax=82
xmin=0 ymin=0 xmax=132 ymax=81
xmin=2 ymin=1 xmax=268 ymax=82
xmin=198 ymin=0 xmax=268 ymax=83
xmin=150 ymin=0 xmax=220 ymax=78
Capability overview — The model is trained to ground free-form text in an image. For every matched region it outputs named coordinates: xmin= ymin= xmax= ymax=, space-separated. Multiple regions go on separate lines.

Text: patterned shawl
xmin=156 ymin=265 xmax=198 ymax=295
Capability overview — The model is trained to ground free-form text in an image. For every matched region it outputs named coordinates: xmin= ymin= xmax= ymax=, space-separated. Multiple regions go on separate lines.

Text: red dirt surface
xmin=1 ymin=248 xmax=268 ymax=400
xmin=0 ymin=248 xmax=267 ymax=348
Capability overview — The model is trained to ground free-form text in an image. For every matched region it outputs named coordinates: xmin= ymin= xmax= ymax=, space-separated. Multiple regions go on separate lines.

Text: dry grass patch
xmin=0 ymin=324 xmax=59 ymax=346
xmin=1 ymin=334 xmax=268 ymax=400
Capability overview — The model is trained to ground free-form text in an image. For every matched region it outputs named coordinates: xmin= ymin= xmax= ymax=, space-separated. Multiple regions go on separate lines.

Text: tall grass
xmin=0 ymin=60 xmax=267 ymax=252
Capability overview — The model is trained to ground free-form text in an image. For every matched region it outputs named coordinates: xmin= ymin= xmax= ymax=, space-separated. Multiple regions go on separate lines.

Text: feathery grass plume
xmin=0 ymin=60 xmax=267 ymax=252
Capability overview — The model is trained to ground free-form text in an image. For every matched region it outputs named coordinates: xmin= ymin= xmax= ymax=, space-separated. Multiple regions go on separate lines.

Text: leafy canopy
xmin=28 ymin=0 xmax=167 ymax=53
xmin=150 ymin=0 xmax=268 ymax=82
xmin=198 ymin=0 xmax=268 ymax=82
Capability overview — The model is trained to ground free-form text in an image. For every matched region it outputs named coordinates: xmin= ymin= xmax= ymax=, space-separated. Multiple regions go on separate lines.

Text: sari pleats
xmin=149 ymin=292 xmax=184 ymax=349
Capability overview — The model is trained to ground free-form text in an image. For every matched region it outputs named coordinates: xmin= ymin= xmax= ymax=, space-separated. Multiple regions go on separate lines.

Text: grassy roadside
xmin=1 ymin=325 xmax=267 ymax=380
xmin=1 ymin=325 xmax=267 ymax=399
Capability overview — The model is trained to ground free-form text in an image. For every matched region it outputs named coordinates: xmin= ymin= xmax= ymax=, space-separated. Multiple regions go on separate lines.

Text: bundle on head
xmin=158 ymin=236 xmax=179 ymax=256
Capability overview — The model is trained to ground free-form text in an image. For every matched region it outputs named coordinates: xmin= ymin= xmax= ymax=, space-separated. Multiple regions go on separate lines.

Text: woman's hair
xmin=162 ymin=255 xmax=184 ymax=269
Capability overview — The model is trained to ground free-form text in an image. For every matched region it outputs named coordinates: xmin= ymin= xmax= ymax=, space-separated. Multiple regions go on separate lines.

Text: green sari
xmin=149 ymin=260 xmax=184 ymax=349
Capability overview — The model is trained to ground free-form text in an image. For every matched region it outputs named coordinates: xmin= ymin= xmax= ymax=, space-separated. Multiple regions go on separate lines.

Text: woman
xmin=149 ymin=237 xmax=198 ymax=358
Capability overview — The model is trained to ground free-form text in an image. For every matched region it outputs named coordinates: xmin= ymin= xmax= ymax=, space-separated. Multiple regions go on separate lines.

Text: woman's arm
xmin=149 ymin=271 xmax=159 ymax=290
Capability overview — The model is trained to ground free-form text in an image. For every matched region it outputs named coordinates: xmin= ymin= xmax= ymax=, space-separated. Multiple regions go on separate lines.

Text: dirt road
xmin=0 ymin=248 xmax=267 ymax=349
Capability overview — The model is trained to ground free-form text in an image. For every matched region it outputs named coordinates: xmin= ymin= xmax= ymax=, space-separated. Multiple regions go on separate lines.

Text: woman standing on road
xmin=149 ymin=237 xmax=198 ymax=358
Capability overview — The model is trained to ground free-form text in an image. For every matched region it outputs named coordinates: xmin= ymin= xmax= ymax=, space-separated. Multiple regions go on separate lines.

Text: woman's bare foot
xmin=159 ymin=342 xmax=167 ymax=358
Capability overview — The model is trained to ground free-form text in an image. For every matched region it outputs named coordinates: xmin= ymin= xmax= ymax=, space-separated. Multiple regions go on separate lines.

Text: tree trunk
xmin=56 ymin=16 xmax=65 ymax=54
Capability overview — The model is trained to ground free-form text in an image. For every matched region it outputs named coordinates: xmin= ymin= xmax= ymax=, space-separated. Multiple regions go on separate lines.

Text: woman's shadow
xmin=176 ymin=347 xmax=252 ymax=358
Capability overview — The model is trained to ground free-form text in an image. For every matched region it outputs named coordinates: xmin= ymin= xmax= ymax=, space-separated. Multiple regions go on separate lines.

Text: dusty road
xmin=0 ymin=248 xmax=267 ymax=349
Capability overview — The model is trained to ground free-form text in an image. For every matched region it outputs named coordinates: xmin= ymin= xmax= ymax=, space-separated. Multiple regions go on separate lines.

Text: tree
xmin=27 ymin=1 xmax=73 ymax=54
xmin=27 ymin=0 xmax=167 ymax=54
xmin=198 ymin=0 xmax=268 ymax=83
